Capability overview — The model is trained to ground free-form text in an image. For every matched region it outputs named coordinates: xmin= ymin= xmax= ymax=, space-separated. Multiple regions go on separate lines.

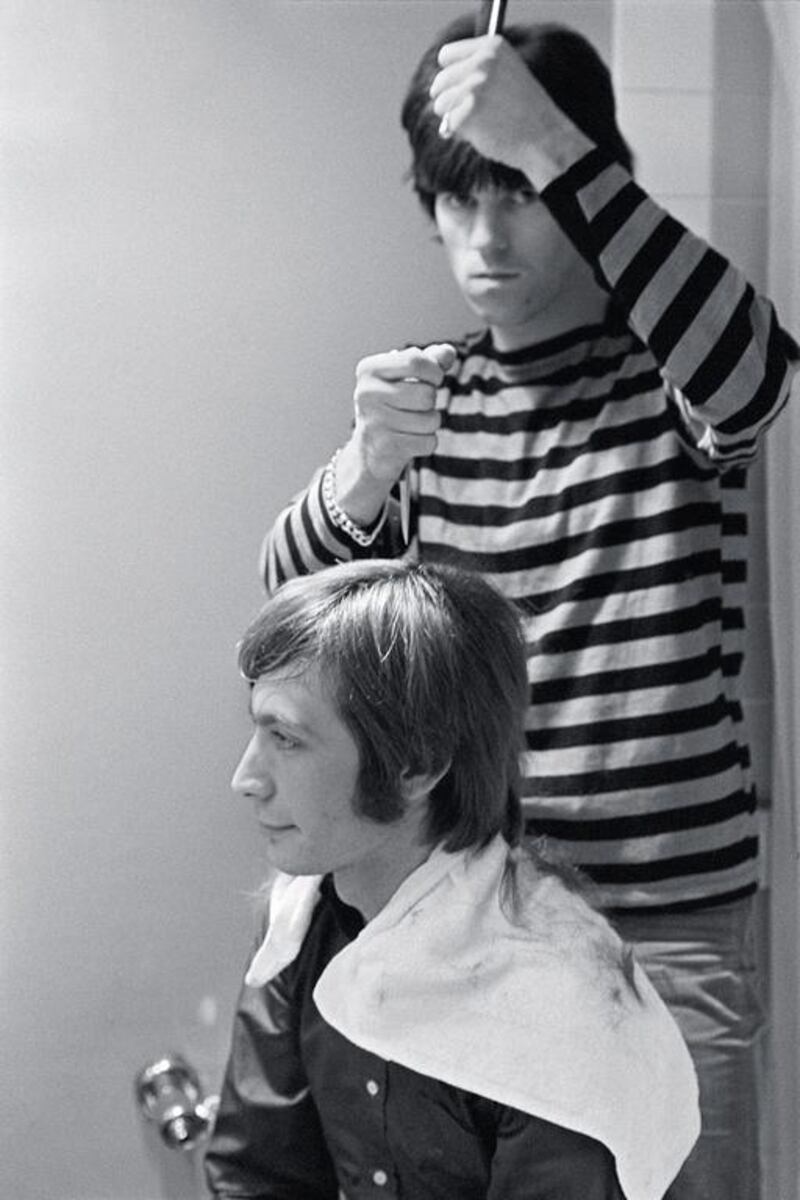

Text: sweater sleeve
xmin=260 ymin=468 xmax=403 ymax=594
xmin=542 ymin=147 xmax=800 ymax=466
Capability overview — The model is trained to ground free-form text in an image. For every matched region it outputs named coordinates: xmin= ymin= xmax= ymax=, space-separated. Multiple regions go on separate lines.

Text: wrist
xmin=333 ymin=439 xmax=395 ymax=528
xmin=518 ymin=121 xmax=595 ymax=192
xmin=322 ymin=449 xmax=388 ymax=547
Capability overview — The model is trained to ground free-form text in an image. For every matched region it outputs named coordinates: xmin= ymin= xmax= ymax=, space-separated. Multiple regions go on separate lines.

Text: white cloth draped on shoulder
xmin=246 ymin=836 xmax=700 ymax=1200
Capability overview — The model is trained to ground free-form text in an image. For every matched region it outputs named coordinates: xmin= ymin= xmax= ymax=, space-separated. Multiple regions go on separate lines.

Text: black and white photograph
xmin=2 ymin=2 xmax=799 ymax=1197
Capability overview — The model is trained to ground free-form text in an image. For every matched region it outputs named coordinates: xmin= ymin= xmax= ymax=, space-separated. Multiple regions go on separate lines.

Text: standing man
xmin=260 ymin=15 xmax=799 ymax=1199
xmin=206 ymin=560 xmax=699 ymax=1199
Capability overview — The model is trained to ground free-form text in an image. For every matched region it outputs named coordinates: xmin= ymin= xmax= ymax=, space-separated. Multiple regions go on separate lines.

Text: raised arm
xmin=431 ymin=34 xmax=799 ymax=466
xmin=539 ymin=150 xmax=798 ymax=465
xmin=261 ymin=343 xmax=455 ymax=592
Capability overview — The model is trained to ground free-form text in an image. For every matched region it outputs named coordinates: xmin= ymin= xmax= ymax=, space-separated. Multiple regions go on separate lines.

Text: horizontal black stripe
xmin=525 ymin=695 xmax=730 ymax=751
xmin=720 ymin=466 xmax=748 ymax=490
xmin=614 ymin=215 xmax=685 ymax=314
xmin=721 ymin=512 xmax=747 ymax=536
xmin=530 ymin=596 xmax=722 ymax=657
xmin=463 ymin=322 xmax=608 ymax=368
xmin=716 ymin=447 xmax=758 ymax=467
xmin=423 ymin=501 xmax=721 ymax=575
xmin=452 ymin=346 xmax=635 ymax=394
xmin=576 ymin=837 xmax=758 ymax=885
xmin=423 ymin=455 xmax=713 ymax=528
xmin=721 ymin=561 xmax=746 ymax=585
xmin=724 ymin=604 xmax=748 ymax=633
xmin=721 ymin=653 xmax=745 ymax=680
xmin=649 ymin=247 xmax=729 ymax=364
xmin=522 ymin=742 xmax=742 ymax=796
xmin=429 ymin=410 xmax=682 ymax=482
xmin=603 ymin=881 xmax=758 ymax=915
xmin=524 ymin=787 xmax=755 ymax=841
xmin=443 ymin=367 xmax=662 ymax=433
xmin=529 ymin=646 xmax=723 ymax=705
xmin=721 ymin=608 xmax=745 ymax=631
xmin=686 ymin=284 xmax=754 ymax=405
xmin=513 ymin=549 xmax=722 ymax=614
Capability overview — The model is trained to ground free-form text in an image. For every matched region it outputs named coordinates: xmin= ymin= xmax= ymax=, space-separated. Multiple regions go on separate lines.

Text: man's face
xmin=231 ymin=665 xmax=398 ymax=878
xmin=434 ymin=186 xmax=593 ymax=349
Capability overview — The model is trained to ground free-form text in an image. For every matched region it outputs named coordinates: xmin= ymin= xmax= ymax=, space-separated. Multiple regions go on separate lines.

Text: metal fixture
xmin=134 ymin=1053 xmax=218 ymax=1151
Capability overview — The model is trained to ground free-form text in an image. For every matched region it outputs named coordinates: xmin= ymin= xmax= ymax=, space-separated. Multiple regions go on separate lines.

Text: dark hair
xmin=401 ymin=15 xmax=634 ymax=219
xmin=237 ymin=559 xmax=528 ymax=853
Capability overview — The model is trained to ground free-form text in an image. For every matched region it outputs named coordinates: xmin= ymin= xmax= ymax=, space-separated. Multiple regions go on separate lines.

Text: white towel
xmin=247 ymin=836 xmax=700 ymax=1200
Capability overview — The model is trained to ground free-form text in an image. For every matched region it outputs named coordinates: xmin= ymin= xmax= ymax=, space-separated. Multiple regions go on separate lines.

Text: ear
xmin=400 ymin=761 xmax=451 ymax=809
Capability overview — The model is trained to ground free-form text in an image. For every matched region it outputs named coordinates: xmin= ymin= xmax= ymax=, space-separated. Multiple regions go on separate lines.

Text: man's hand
xmin=430 ymin=36 xmax=591 ymax=187
xmin=335 ymin=343 xmax=456 ymax=527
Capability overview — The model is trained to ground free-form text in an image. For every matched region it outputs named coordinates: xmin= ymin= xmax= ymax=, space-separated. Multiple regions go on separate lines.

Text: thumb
xmin=424 ymin=342 xmax=458 ymax=372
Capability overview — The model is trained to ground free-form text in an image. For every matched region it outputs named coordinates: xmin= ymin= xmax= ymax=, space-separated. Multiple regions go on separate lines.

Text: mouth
xmin=469 ymin=270 xmax=520 ymax=283
xmin=258 ymin=822 xmax=296 ymax=834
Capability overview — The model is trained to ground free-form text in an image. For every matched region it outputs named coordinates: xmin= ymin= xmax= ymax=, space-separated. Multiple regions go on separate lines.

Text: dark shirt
xmin=205 ymin=878 xmax=625 ymax=1199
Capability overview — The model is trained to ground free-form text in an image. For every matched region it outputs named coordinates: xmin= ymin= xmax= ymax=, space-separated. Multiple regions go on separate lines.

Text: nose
xmin=230 ymin=736 xmax=273 ymax=801
xmin=468 ymin=199 xmax=509 ymax=253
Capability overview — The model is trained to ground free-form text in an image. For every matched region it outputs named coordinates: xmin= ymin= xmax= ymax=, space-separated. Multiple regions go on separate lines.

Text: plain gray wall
xmin=0 ymin=2 xmax=612 ymax=1196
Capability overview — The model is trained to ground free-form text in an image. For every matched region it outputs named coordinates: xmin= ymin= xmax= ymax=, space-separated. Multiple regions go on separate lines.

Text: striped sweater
xmin=263 ymin=148 xmax=799 ymax=910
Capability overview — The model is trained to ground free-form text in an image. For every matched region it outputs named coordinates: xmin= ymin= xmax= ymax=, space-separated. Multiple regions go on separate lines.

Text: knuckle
xmin=353 ymin=377 xmax=371 ymax=404
xmin=355 ymin=353 xmax=377 ymax=375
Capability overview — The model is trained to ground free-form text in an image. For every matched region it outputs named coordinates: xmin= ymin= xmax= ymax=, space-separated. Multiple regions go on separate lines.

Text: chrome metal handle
xmin=134 ymin=1053 xmax=218 ymax=1151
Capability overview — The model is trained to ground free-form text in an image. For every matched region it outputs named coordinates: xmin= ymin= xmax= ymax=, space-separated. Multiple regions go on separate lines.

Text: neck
xmin=491 ymin=271 xmax=610 ymax=352
xmin=333 ymin=826 xmax=433 ymax=921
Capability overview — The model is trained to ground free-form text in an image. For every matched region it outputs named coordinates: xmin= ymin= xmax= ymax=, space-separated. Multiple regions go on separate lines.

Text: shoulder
xmin=492 ymin=851 xmax=643 ymax=1012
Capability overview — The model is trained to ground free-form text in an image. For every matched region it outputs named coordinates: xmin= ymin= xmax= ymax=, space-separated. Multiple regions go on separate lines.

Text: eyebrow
xmin=247 ymin=697 xmax=311 ymax=737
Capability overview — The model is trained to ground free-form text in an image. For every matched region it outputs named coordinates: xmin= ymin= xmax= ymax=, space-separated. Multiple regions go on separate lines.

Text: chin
xmin=266 ymin=846 xmax=328 ymax=878
xmin=266 ymin=849 xmax=304 ymax=874
xmin=466 ymin=293 xmax=529 ymax=327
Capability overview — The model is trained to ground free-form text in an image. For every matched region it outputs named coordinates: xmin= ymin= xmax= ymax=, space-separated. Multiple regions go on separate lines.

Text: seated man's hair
xmin=238 ymin=559 xmax=528 ymax=852
xmin=401 ymin=15 xmax=634 ymax=218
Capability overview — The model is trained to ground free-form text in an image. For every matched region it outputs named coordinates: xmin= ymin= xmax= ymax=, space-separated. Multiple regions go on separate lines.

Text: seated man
xmin=205 ymin=559 xmax=699 ymax=1200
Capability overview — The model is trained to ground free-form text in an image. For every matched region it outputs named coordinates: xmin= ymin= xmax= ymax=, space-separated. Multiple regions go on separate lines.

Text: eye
xmin=270 ymin=727 xmax=300 ymax=751
xmin=439 ymin=192 xmax=475 ymax=211
xmin=508 ymin=187 xmax=538 ymax=207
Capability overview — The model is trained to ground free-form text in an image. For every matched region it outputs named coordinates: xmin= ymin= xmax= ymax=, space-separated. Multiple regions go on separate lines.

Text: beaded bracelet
xmin=322 ymin=449 xmax=386 ymax=548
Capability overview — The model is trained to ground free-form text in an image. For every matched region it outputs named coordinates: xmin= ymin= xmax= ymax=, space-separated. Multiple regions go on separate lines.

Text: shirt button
xmin=366 ymin=1079 xmax=380 ymax=1097
xmin=372 ymin=1169 xmax=388 ymax=1186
